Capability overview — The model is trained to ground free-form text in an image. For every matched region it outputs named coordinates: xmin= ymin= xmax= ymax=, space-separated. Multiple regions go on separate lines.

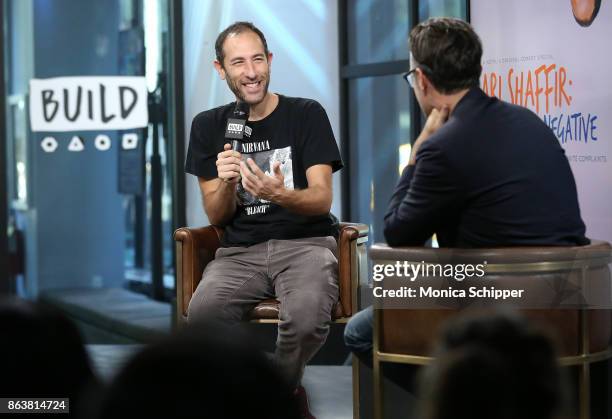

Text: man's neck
xmin=434 ymin=87 xmax=471 ymax=115
xmin=248 ymin=93 xmax=279 ymax=121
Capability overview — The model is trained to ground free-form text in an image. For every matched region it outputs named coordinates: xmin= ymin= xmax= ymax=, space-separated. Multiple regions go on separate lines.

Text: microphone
xmin=234 ymin=100 xmax=249 ymax=118
xmin=225 ymin=101 xmax=250 ymax=151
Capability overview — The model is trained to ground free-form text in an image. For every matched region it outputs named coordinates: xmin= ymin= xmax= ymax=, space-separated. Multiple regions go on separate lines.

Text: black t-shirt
xmin=185 ymin=95 xmax=343 ymax=246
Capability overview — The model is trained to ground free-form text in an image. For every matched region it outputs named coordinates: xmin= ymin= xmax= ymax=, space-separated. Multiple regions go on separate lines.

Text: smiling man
xmin=184 ymin=22 xmax=342 ymax=419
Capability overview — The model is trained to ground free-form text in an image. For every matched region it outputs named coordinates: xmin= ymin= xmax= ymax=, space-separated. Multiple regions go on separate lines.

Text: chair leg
xmin=373 ymin=353 xmax=383 ymax=419
xmin=352 ymin=355 xmax=360 ymax=419
xmin=579 ymin=363 xmax=590 ymax=419
xmin=578 ymin=308 xmax=590 ymax=419
xmin=373 ymin=308 xmax=384 ymax=419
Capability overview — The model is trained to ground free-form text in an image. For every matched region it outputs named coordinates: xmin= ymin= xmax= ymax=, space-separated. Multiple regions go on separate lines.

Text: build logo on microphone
xmin=225 ymin=118 xmax=246 ymax=139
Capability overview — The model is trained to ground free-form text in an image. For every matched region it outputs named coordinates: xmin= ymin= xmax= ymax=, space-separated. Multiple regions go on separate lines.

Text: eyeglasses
xmin=402 ymin=69 xmax=417 ymax=88
xmin=403 ymin=64 xmax=433 ymax=88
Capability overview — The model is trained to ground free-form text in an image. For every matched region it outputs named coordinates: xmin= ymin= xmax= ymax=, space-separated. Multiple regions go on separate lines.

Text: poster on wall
xmin=471 ymin=0 xmax=611 ymax=242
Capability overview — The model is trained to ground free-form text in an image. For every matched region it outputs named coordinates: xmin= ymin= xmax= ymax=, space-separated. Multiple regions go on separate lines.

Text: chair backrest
xmin=370 ymin=240 xmax=612 ymax=357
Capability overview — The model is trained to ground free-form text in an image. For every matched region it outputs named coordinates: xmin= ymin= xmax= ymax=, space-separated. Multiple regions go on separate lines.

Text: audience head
xmin=97 ymin=325 xmax=300 ymax=419
xmin=418 ymin=310 xmax=564 ymax=419
xmin=0 ymin=298 xmax=97 ymax=415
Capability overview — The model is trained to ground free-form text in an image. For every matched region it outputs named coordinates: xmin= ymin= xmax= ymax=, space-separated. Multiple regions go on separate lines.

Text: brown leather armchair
xmin=173 ymin=222 xmax=369 ymax=324
xmin=369 ymin=240 xmax=612 ymax=419
xmin=174 ymin=222 xmax=368 ymax=419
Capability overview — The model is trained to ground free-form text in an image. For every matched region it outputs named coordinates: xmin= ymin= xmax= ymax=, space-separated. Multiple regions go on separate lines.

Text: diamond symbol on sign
xmin=122 ymin=133 xmax=138 ymax=150
xmin=68 ymin=136 xmax=85 ymax=152
xmin=41 ymin=136 xmax=58 ymax=153
xmin=95 ymin=134 xmax=112 ymax=151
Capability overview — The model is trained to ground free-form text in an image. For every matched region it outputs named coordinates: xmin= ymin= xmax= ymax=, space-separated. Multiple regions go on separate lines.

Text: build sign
xmin=29 ymin=76 xmax=148 ymax=132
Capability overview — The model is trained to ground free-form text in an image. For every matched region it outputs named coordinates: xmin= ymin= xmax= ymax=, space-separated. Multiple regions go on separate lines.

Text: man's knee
xmin=281 ymin=292 xmax=335 ymax=342
xmin=186 ymin=294 xmax=225 ymax=324
xmin=294 ymin=247 xmax=340 ymax=301
xmin=343 ymin=307 xmax=373 ymax=353
xmin=187 ymin=278 xmax=234 ymax=324
xmin=343 ymin=321 xmax=367 ymax=352
xmin=304 ymin=245 xmax=338 ymax=276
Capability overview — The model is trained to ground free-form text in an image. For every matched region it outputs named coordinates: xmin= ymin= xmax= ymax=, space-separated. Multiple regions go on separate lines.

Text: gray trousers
xmin=187 ymin=236 xmax=339 ymax=387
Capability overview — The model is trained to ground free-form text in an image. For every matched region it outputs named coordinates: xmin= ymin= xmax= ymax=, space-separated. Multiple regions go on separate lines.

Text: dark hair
xmin=418 ymin=311 xmax=564 ymax=419
xmin=215 ymin=21 xmax=269 ymax=65
xmin=0 ymin=298 xmax=99 ymax=417
xmin=97 ymin=326 xmax=299 ymax=419
xmin=409 ymin=17 xmax=482 ymax=94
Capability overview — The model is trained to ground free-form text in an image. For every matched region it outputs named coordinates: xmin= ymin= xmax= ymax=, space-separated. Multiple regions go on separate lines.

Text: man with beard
xmin=185 ymin=22 xmax=342 ymax=419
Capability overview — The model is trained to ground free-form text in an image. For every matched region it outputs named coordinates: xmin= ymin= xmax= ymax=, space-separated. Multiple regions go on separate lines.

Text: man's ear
xmin=267 ymin=52 xmax=274 ymax=67
xmin=213 ymin=60 xmax=226 ymax=80
xmin=416 ymin=68 xmax=430 ymax=95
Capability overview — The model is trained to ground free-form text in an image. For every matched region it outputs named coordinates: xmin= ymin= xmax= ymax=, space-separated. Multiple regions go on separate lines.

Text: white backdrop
xmin=472 ymin=0 xmax=612 ymax=242
xmin=182 ymin=0 xmax=341 ymax=227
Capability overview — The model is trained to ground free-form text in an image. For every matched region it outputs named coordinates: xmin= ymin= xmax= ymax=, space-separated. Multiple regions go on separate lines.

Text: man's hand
xmin=422 ymin=106 xmax=450 ymax=137
xmin=240 ymin=159 xmax=286 ymax=202
xmin=216 ymin=143 xmax=242 ymax=184
xmin=409 ymin=106 xmax=449 ymax=165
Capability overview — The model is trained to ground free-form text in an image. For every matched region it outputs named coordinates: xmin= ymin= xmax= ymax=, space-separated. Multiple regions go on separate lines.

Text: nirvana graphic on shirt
xmin=238 ymin=141 xmax=294 ymax=216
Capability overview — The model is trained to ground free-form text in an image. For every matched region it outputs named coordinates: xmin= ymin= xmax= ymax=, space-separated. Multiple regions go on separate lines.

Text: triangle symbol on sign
xmin=68 ymin=136 xmax=85 ymax=152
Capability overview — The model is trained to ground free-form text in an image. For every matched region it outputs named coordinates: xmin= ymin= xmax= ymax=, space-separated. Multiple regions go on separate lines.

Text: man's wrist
xmin=409 ymin=146 xmax=420 ymax=165
xmin=270 ymin=187 xmax=290 ymax=206
xmin=222 ymin=173 xmax=241 ymax=182
xmin=421 ymin=127 xmax=435 ymax=138
xmin=220 ymin=178 xmax=238 ymax=190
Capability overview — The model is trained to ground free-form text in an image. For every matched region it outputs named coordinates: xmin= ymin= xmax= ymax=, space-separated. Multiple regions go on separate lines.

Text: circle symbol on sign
xmin=94 ymin=134 xmax=112 ymax=151
xmin=41 ymin=136 xmax=58 ymax=153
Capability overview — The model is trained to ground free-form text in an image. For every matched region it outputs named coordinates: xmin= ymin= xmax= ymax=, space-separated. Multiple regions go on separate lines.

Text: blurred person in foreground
xmin=96 ymin=325 xmax=299 ymax=419
xmin=418 ymin=311 xmax=565 ymax=419
xmin=0 ymin=298 xmax=99 ymax=418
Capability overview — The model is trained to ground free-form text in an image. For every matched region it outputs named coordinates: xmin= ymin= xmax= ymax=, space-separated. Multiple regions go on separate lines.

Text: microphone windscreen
xmin=235 ymin=101 xmax=250 ymax=119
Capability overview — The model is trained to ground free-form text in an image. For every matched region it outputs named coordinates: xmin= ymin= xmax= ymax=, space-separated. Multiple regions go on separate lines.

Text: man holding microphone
xmin=185 ymin=21 xmax=342 ymax=419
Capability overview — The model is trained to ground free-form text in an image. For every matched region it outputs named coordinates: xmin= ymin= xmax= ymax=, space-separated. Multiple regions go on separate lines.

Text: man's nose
xmin=244 ymin=61 xmax=257 ymax=78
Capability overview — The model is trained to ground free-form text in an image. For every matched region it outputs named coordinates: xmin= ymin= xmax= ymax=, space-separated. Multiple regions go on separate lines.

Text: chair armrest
xmin=370 ymin=240 xmax=612 ymax=264
xmin=174 ymin=226 xmax=224 ymax=320
xmin=338 ymin=222 xmax=369 ymax=317
xmin=174 ymin=222 xmax=369 ymax=321
xmin=339 ymin=222 xmax=369 ymax=237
